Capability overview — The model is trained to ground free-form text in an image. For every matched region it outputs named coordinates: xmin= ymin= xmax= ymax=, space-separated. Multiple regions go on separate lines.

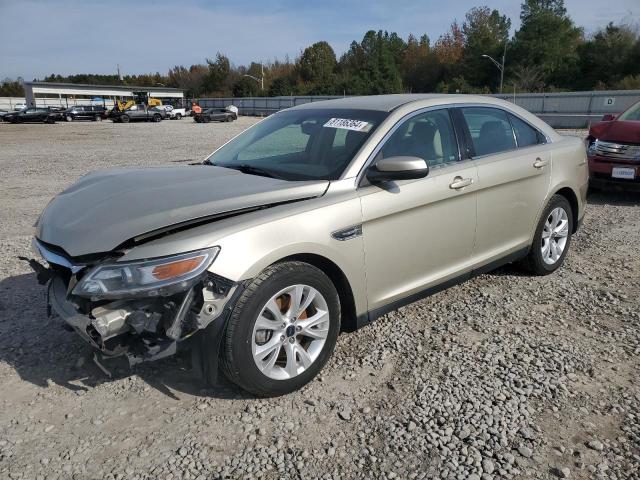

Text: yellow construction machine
xmin=114 ymin=92 xmax=162 ymax=112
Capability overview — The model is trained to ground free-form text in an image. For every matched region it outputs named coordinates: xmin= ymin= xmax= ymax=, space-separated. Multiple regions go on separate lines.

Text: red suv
xmin=587 ymin=100 xmax=640 ymax=191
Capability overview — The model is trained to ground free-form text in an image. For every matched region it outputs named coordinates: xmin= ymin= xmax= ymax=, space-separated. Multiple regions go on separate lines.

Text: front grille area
xmin=592 ymin=140 xmax=640 ymax=161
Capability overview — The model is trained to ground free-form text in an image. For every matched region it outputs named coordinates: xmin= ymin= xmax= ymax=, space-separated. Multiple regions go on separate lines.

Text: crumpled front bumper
xmin=42 ymin=265 xmax=242 ymax=370
xmin=48 ymin=274 xmax=100 ymax=349
xmin=47 ymin=273 xmax=181 ymax=364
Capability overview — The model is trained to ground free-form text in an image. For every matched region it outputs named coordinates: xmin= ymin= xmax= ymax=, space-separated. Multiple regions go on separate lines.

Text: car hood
xmin=36 ymin=165 xmax=329 ymax=257
xmin=589 ymin=120 xmax=640 ymax=144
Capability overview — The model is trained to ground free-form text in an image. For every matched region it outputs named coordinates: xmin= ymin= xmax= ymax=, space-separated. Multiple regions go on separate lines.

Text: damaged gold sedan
xmin=27 ymin=95 xmax=588 ymax=396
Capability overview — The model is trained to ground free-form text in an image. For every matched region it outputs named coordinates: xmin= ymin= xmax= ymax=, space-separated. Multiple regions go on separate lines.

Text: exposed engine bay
xmin=27 ymin=238 xmax=243 ymax=375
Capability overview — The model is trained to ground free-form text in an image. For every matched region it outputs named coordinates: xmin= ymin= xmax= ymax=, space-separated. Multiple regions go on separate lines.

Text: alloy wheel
xmin=541 ymin=207 xmax=569 ymax=265
xmin=251 ymin=284 xmax=330 ymax=380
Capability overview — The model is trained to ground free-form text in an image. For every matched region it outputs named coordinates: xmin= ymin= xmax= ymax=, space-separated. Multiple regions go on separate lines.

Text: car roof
xmin=287 ymin=94 xmax=502 ymax=112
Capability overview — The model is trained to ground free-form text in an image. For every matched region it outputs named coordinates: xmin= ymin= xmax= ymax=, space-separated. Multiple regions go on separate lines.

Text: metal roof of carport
xmin=23 ymin=81 xmax=185 ymax=103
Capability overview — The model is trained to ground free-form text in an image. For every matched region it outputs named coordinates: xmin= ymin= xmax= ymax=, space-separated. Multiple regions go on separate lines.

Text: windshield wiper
xmin=220 ymin=164 xmax=283 ymax=179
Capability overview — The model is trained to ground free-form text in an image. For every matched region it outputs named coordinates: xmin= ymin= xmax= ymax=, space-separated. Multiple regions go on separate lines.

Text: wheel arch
xmin=553 ymin=186 xmax=580 ymax=233
xmin=271 ymin=253 xmax=358 ymax=332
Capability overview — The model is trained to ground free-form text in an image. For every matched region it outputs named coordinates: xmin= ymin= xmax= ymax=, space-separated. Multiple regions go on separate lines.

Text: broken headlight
xmin=73 ymin=247 xmax=220 ymax=299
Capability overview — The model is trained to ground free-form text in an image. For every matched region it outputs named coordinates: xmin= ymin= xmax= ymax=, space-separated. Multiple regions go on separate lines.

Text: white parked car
xmin=12 ymin=102 xmax=27 ymax=111
xmin=163 ymin=105 xmax=188 ymax=120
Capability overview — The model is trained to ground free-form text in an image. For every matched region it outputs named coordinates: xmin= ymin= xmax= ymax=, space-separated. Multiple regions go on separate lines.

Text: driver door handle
xmin=533 ymin=158 xmax=548 ymax=169
xmin=449 ymin=176 xmax=473 ymax=190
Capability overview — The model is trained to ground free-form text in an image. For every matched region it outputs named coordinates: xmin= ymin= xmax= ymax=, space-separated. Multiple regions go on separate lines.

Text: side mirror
xmin=366 ymin=156 xmax=429 ymax=183
xmin=602 ymin=114 xmax=616 ymax=121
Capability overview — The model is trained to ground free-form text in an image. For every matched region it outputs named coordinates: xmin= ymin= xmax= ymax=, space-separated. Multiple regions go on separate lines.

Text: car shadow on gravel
xmin=0 ymin=272 xmax=249 ymax=400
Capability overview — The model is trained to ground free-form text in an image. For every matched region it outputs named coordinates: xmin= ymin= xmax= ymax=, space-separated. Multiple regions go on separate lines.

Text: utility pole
xmin=500 ymin=42 xmax=506 ymax=95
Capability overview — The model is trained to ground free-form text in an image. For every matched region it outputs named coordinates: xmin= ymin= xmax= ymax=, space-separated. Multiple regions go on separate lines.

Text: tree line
xmin=2 ymin=0 xmax=639 ymax=98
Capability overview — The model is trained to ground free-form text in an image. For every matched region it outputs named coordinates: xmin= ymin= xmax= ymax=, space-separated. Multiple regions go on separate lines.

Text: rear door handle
xmin=533 ymin=158 xmax=548 ymax=169
xmin=449 ymin=176 xmax=473 ymax=190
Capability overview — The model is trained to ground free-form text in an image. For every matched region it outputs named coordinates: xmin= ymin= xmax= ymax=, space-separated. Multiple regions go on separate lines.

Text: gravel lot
xmin=0 ymin=119 xmax=638 ymax=480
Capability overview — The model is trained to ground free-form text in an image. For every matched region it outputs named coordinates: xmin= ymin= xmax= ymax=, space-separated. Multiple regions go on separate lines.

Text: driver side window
xmin=380 ymin=109 xmax=459 ymax=168
xmin=237 ymin=123 xmax=311 ymax=162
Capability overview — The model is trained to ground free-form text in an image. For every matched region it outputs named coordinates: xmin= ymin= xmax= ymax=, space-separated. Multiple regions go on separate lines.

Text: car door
xmin=22 ymin=108 xmax=38 ymax=121
xmin=456 ymin=106 xmax=552 ymax=266
xmin=359 ymin=108 xmax=478 ymax=312
xmin=129 ymin=105 xmax=144 ymax=120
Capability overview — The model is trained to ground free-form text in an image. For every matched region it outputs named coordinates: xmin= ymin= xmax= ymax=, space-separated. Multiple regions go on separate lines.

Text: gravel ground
xmin=0 ymin=120 xmax=638 ymax=480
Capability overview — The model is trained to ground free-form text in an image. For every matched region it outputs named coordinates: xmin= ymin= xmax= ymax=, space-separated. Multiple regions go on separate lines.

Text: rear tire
xmin=66 ymin=115 xmax=73 ymax=122
xmin=153 ymin=113 xmax=162 ymax=122
xmin=219 ymin=261 xmax=341 ymax=397
xmin=203 ymin=116 xmax=211 ymax=123
xmin=120 ymin=115 xmax=130 ymax=123
xmin=521 ymin=194 xmax=573 ymax=276
xmin=175 ymin=113 xmax=181 ymax=120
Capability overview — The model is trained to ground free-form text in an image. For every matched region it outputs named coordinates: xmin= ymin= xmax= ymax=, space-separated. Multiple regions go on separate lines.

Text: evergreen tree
xmin=511 ymin=0 xmax=583 ymax=88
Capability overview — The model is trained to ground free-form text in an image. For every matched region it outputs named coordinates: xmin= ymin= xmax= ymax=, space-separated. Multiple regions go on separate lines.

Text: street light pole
xmin=481 ymin=42 xmax=506 ymax=94
xmin=243 ymin=64 xmax=264 ymax=92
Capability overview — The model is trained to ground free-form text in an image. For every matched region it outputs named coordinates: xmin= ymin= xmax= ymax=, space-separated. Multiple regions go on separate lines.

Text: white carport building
xmin=23 ymin=81 xmax=185 ymax=109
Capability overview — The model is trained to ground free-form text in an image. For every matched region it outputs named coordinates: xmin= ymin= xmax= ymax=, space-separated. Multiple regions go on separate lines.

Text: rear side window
xmin=509 ymin=114 xmax=544 ymax=147
xmin=381 ymin=109 xmax=459 ymax=168
xmin=461 ymin=107 xmax=516 ymax=156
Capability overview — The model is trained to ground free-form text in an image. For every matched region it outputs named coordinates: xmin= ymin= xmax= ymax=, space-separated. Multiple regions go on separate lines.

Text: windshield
xmin=205 ymin=108 xmax=388 ymax=181
xmin=618 ymin=101 xmax=640 ymax=121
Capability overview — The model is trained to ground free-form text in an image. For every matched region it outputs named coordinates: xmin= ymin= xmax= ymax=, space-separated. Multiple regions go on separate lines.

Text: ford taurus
xmin=28 ymin=95 xmax=588 ymax=396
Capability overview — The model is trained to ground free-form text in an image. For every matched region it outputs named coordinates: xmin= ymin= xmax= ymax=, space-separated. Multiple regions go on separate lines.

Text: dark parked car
xmin=64 ymin=105 xmax=107 ymax=122
xmin=194 ymin=108 xmax=237 ymax=123
xmin=587 ymin=100 xmax=640 ymax=191
xmin=110 ymin=105 xmax=166 ymax=123
xmin=45 ymin=106 xmax=67 ymax=122
xmin=3 ymin=108 xmax=57 ymax=124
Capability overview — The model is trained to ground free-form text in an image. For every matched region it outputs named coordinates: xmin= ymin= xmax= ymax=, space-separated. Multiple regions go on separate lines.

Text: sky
xmin=0 ymin=0 xmax=638 ymax=80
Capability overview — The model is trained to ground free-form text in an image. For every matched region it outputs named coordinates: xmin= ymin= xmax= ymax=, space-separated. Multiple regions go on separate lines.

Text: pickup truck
xmin=163 ymin=106 xmax=189 ymax=120
xmin=110 ymin=105 xmax=167 ymax=123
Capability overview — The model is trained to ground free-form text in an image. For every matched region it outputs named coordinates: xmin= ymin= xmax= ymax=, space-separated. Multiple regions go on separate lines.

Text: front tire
xmin=219 ymin=261 xmax=341 ymax=397
xmin=522 ymin=195 xmax=573 ymax=275
xmin=120 ymin=114 xmax=130 ymax=123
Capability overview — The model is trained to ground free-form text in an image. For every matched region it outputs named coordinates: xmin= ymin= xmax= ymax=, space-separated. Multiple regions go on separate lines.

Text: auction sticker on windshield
xmin=324 ymin=118 xmax=372 ymax=132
